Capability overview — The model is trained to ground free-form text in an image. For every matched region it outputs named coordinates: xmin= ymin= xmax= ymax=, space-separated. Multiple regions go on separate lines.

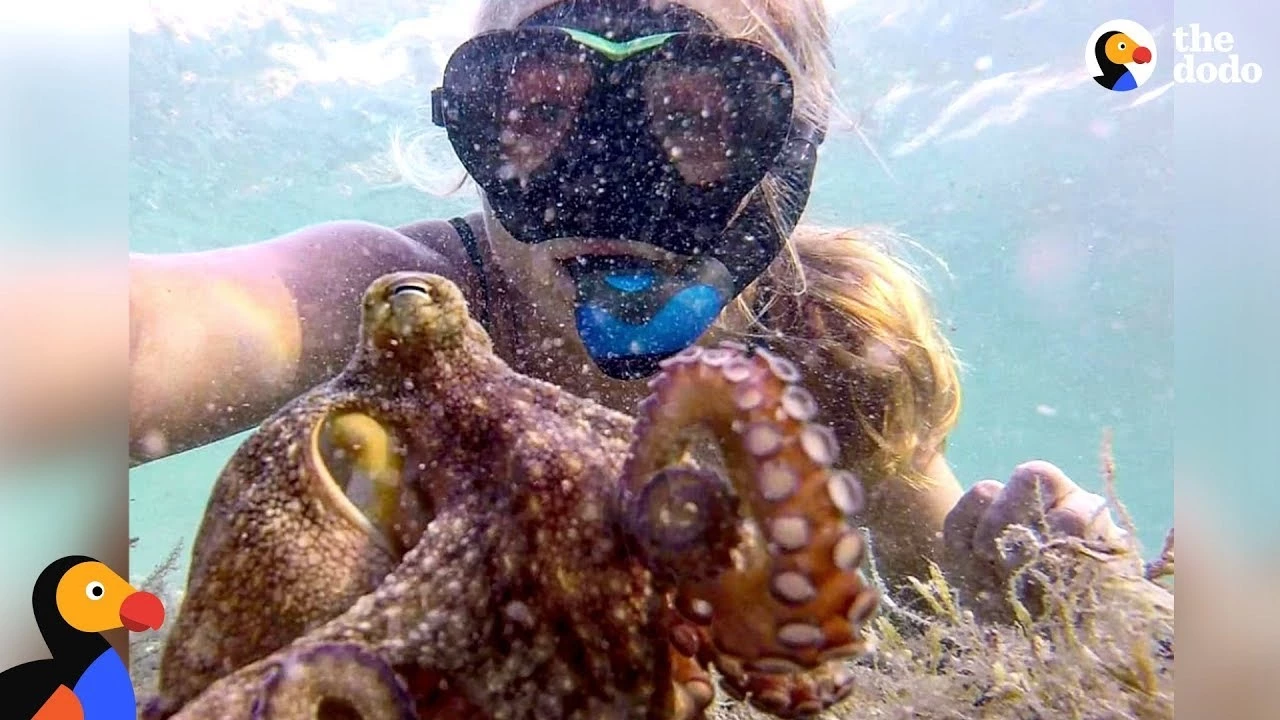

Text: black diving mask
xmin=431 ymin=22 xmax=824 ymax=378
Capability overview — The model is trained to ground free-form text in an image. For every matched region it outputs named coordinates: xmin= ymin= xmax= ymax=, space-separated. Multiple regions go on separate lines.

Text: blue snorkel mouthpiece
xmin=565 ymin=255 xmax=734 ymax=380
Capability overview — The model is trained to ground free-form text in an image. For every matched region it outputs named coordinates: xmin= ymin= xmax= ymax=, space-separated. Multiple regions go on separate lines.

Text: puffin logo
xmin=0 ymin=556 xmax=165 ymax=718
xmin=1086 ymin=20 xmax=1156 ymax=91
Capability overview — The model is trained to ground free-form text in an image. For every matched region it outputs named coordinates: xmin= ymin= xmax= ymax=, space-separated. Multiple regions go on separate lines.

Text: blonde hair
xmin=395 ymin=0 xmax=962 ymax=490
xmin=739 ymin=227 xmax=962 ymax=492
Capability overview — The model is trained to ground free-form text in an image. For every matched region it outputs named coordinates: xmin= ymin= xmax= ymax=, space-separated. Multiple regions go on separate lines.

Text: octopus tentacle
xmin=668 ymin=646 xmax=715 ymax=720
xmin=250 ymin=644 xmax=416 ymax=720
xmin=400 ymin=667 xmax=489 ymax=719
xmin=662 ymin=605 xmax=716 ymax=720
xmin=620 ymin=341 xmax=879 ymax=718
xmin=164 ymin=505 xmax=499 ymax=720
xmin=155 ymin=395 xmax=405 ymax=714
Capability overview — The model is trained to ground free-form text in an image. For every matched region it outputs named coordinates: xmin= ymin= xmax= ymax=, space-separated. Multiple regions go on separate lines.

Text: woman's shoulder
xmin=393 ymin=212 xmax=487 ymax=278
xmin=245 ymin=215 xmax=486 ymax=311
xmin=392 ymin=212 xmax=493 ymax=325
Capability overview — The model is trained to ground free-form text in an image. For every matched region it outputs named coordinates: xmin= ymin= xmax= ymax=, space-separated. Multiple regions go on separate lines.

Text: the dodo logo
xmin=1086 ymin=20 xmax=1156 ymax=91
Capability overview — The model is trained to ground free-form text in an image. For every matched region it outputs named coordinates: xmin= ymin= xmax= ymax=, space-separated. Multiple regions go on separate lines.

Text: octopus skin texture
xmin=147 ymin=271 xmax=880 ymax=720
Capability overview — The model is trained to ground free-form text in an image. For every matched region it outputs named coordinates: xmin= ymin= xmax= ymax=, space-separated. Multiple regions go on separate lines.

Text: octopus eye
xmin=391 ymin=282 xmax=430 ymax=298
xmin=315 ymin=411 xmax=407 ymax=553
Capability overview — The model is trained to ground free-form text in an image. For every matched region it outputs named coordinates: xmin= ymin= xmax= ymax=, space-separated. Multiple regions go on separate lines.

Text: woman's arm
xmin=129 ymin=219 xmax=467 ymax=465
xmin=860 ymin=451 xmax=963 ymax=590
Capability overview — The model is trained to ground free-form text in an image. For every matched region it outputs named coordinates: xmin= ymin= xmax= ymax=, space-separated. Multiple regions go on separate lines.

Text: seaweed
xmin=130 ymin=540 xmax=186 ymax=700
xmin=713 ymin=432 xmax=1174 ymax=719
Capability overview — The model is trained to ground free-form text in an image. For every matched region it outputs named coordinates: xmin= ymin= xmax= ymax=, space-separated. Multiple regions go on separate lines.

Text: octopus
xmin=145 ymin=271 xmax=879 ymax=720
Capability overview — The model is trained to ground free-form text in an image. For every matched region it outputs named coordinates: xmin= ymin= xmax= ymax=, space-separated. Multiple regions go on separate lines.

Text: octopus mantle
xmin=148 ymin=272 xmax=879 ymax=720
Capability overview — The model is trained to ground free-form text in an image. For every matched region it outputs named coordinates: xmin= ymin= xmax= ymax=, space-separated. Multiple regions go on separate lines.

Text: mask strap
xmin=720 ymin=117 xmax=826 ymax=297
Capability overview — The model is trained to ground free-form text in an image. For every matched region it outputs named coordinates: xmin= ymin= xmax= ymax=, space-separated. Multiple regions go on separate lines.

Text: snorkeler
xmin=125 ymin=0 xmax=1127 ymax=606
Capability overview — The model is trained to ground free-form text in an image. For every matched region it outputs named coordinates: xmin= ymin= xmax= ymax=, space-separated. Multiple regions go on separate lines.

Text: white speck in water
xmin=1035 ymin=404 xmax=1057 ymax=417
xmin=138 ymin=429 xmax=168 ymax=458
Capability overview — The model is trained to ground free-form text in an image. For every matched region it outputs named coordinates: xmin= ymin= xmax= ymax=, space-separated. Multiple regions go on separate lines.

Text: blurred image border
xmin=3 ymin=0 xmax=1277 ymax=714
xmin=0 ymin=1 xmax=131 ymax=666
xmin=1175 ymin=1 xmax=1280 ymax=719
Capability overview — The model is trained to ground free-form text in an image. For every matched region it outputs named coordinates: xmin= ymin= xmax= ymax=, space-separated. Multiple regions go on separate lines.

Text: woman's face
xmin=473 ymin=0 xmax=779 ymax=384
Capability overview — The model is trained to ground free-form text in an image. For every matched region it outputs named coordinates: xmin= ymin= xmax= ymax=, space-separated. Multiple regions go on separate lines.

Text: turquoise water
xmin=129 ymin=0 xmax=1173 ymax=581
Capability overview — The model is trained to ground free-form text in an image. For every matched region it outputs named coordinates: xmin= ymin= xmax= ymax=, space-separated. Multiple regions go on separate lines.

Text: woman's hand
xmin=941 ymin=460 xmax=1128 ymax=622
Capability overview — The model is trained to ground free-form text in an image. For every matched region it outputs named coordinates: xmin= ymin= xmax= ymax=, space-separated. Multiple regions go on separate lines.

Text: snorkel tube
xmin=570 ymin=118 xmax=825 ymax=379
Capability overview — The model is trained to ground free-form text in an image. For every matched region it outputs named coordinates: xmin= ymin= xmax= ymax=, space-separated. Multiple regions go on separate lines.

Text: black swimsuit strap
xmin=448 ymin=216 xmax=484 ymax=275
xmin=447 ymin=216 xmax=493 ymax=329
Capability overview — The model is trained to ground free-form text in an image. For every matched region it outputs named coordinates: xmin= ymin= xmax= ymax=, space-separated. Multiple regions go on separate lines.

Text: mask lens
xmin=643 ymin=38 xmax=793 ymax=201
xmin=437 ymin=30 xmax=796 ymax=252
xmin=498 ymin=52 xmax=593 ymax=182
xmin=440 ymin=30 xmax=791 ymax=194
xmin=644 ymin=64 xmax=734 ymax=186
xmin=643 ymin=36 xmax=794 ymax=189
xmin=440 ymin=30 xmax=590 ymax=186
